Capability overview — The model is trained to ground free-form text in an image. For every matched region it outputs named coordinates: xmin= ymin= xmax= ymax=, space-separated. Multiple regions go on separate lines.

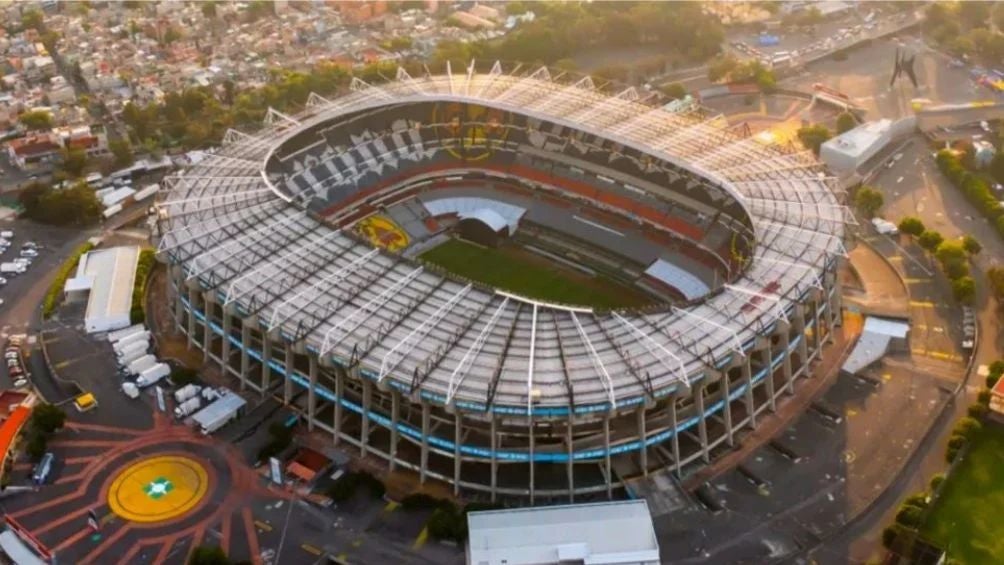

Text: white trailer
xmin=113 ymin=331 xmax=151 ymax=353
xmin=136 ymin=363 xmax=170 ymax=388
xmin=174 ymin=384 xmax=202 ymax=404
xmin=174 ymin=397 xmax=202 ymax=418
xmin=127 ymin=355 xmax=158 ymax=376
xmin=115 ymin=339 xmax=148 ymax=361
xmin=0 ymin=263 xmax=25 ymax=275
xmin=117 ymin=345 xmax=149 ymax=367
xmin=108 ymin=323 xmax=144 ymax=345
xmin=108 ymin=324 xmax=145 ymax=343
xmin=192 ymin=392 xmax=247 ymax=435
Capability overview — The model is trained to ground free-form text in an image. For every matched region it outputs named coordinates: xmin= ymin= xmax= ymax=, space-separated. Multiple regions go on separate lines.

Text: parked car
xmin=33 ymin=453 xmax=55 ymax=484
xmin=20 ymin=249 xmax=38 ymax=258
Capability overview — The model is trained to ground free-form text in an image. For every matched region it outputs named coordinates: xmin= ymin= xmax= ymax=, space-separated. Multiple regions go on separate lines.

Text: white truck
xmin=0 ymin=263 xmax=26 ymax=276
xmin=109 ymin=325 xmax=146 ymax=345
xmin=108 ymin=324 xmax=144 ymax=343
xmin=127 ymin=355 xmax=158 ymax=376
xmin=192 ymin=391 xmax=247 ymax=435
xmin=136 ymin=363 xmax=170 ymax=388
xmin=174 ymin=384 xmax=202 ymax=404
xmin=117 ymin=345 xmax=149 ymax=368
xmin=116 ymin=340 xmax=148 ymax=362
xmin=174 ymin=397 xmax=202 ymax=419
xmin=113 ymin=331 xmax=151 ymax=354
xmin=121 ymin=382 xmax=140 ymax=399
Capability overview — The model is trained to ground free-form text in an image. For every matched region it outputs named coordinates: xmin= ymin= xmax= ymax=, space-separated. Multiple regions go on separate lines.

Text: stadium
xmin=153 ymin=64 xmax=848 ymax=502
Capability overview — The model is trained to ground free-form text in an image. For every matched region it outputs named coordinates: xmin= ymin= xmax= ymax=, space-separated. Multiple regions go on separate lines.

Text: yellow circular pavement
xmin=107 ymin=455 xmax=209 ymax=523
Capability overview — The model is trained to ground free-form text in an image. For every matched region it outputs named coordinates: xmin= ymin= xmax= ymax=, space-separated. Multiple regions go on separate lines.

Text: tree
xmin=25 ymin=433 xmax=47 ymax=461
xmin=935 ymin=241 xmax=969 ymax=275
xmin=22 ymin=181 xmax=102 ymax=226
xmin=796 ymin=124 xmax=831 ymax=156
xmin=189 ymin=545 xmax=231 ymax=565
xmin=898 ymin=217 xmax=925 ymax=237
xmin=30 ymin=404 xmax=66 ymax=435
xmin=918 ymin=230 xmax=944 ymax=253
xmin=18 ymin=110 xmax=53 ymax=131
xmin=836 ymin=112 xmax=856 ymax=134
xmin=21 ymin=9 xmax=44 ymax=31
xmin=109 ymin=139 xmax=134 ymax=168
xmin=707 ymin=54 xmax=740 ymax=82
xmin=660 ymin=82 xmax=687 ymax=100
xmin=853 ymin=186 xmax=884 ymax=218
xmin=990 ymin=152 xmax=1004 ymax=185
xmin=962 ymin=235 xmax=982 ymax=255
xmin=61 ymin=148 xmax=88 ymax=178
xmin=201 ymin=1 xmax=217 ymax=19
xmin=952 ymin=276 xmax=976 ymax=304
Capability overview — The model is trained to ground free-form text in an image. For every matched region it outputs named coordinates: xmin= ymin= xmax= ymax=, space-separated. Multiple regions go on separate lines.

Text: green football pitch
xmin=418 ymin=238 xmax=653 ymax=309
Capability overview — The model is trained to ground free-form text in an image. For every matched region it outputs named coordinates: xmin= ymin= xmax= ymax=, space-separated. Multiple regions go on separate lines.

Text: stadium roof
xmin=466 ymin=500 xmax=660 ymax=565
xmin=155 ymin=64 xmax=849 ymax=413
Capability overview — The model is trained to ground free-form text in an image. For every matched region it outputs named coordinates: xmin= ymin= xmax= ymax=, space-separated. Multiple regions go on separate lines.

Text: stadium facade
xmin=154 ymin=64 xmax=849 ymax=502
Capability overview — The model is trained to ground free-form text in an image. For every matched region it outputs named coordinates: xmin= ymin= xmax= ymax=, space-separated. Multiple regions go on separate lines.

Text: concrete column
xmin=720 ymin=372 xmax=734 ymax=447
xmin=637 ymin=407 xmax=649 ymax=473
xmin=812 ymin=299 xmax=822 ymax=358
xmin=261 ymin=337 xmax=272 ymax=396
xmin=221 ymin=312 xmax=231 ymax=373
xmin=172 ymin=271 xmax=183 ymax=332
xmin=781 ymin=329 xmax=793 ymax=394
xmin=201 ymin=298 xmax=211 ymax=361
xmin=603 ymin=414 xmax=612 ymax=500
xmin=796 ymin=307 xmax=809 ymax=367
xmin=186 ymin=288 xmax=197 ymax=349
xmin=696 ymin=385 xmax=709 ymax=463
xmin=283 ymin=344 xmax=293 ymax=405
xmin=529 ymin=417 xmax=535 ymax=504
xmin=239 ymin=322 xmax=250 ymax=392
xmin=670 ymin=399 xmax=682 ymax=478
xmin=490 ymin=416 xmax=498 ymax=503
xmin=360 ymin=379 xmax=371 ymax=457
xmin=566 ymin=419 xmax=574 ymax=502
xmin=333 ymin=368 xmax=344 ymax=445
xmin=420 ymin=400 xmax=430 ymax=484
xmin=453 ymin=412 xmax=462 ymax=496
xmin=762 ymin=341 xmax=776 ymax=412
xmin=307 ymin=354 xmax=318 ymax=432
xmin=742 ymin=357 xmax=756 ymax=430
xmin=389 ymin=390 xmax=399 ymax=471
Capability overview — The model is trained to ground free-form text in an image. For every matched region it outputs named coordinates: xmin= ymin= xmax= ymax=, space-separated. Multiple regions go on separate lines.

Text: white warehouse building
xmin=63 ymin=245 xmax=141 ymax=334
xmin=819 ymin=119 xmax=893 ymax=176
xmin=466 ymin=500 xmax=660 ymax=565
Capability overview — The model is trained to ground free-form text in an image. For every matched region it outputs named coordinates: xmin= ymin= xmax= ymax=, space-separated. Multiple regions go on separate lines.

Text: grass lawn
xmin=921 ymin=422 xmax=1004 ymax=563
xmin=418 ymin=238 xmax=653 ymax=309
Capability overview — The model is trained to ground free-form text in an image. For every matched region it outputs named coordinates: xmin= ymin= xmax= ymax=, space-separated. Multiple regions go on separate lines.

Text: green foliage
xmin=962 ymin=235 xmax=982 ymax=256
xmin=853 ymin=186 xmax=884 ymax=218
xmin=917 ymin=230 xmax=944 ymax=253
xmin=61 ymin=148 xmax=88 ymax=178
xmin=706 ymin=56 xmax=776 ymax=91
xmin=936 ymin=150 xmax=1004 ymax=240
xmin=427 ymin=505 xmax=467 ymax=543
xmin=951 ymin=276 xmax=976 ymax=304
xmin=882 ymin=524 xmax=902 ymax=549
xmin=130 ymin=249 xmax=156 ymax=324
xmin=257 ymin=422 xmax=294 ymax=462
xmin=903 ymin=492 xmax=929 ymax=510
xmin=935 ymin=241 xmax=969 ymax=280
xmin=20 ymin=9 xmax=44 ymax=32
xmin=660 ymin=82 xmax=687 ymax=101
xmin=30 ymin=404 xmax=66 ymax=435
xmin=189 ymin=545 xmax=231 ymax=565
xmin=954 ymin=417 xmax=983 ymax=441
xmin=929 ymin=473 xmax=946 ymax=492
xmin=946 ymin=434 xmax=967 ymax=463
xmin=968 ymin=403 xmax=989 ymax=419
xmin=24 ymin=432 xmax=47 ymax=461
xmin=990 ymin=361 xmax=1004 ymax=379
xmin=978 ymin=389 xmax=992 ymax=406
xmin=170 ymin=367 xmax=199 ymax=387
xmin=895 ymin=504 xmax=925 ymax=528
xmin=835 ymin=112 xmax=856 ymax=134
xmin=20 ymin=181 xmax=102 ymax=227
xmin=43 ymin=242 xmax=95 ymax=318
xmin=18 ymin=109 xmax=53 ymax=131
xmin=109 ymin=138 xmax=134 ymax=168
xmin=898 ymin=216 xmax=925 ymax=237
xmin=326 ymin=471 xmax=385 ymax=502
xmin=796 ymin=124 xmax=832 ymax=156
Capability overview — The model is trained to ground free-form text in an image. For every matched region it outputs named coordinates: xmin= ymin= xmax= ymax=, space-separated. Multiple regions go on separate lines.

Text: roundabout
xmin=107 ymin=454 xmax=210 ymax=523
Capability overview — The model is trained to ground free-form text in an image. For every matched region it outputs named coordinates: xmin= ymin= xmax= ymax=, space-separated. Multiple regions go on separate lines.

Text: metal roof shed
xmin=466 ymin=499 xmax=660 ymax=565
